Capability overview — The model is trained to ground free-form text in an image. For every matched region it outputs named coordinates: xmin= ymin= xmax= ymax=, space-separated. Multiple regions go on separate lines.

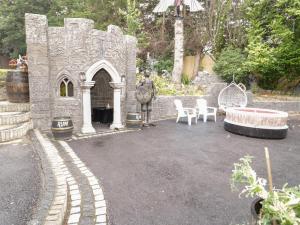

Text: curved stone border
xmin=66 ymin=175 xmax=82 ymax=225
xmin=73 ymin=128 xmax=136 ymax=140
xmin=59 ymin=141 xmax=107 ymax=225
xmin=34 ymin=129 xmax=68 ymax=225
xmin=0 ymin=111 xmax=31 ymax=125
xmin=29 ymin=130 xmax=56 ymax=225
xmin=0 ymin=121 xmax=33 ymax=142
xmin=0 ymin=101 xmax=30 ymax=112
xmin=34 ymin=130 xmax=84 ymax=225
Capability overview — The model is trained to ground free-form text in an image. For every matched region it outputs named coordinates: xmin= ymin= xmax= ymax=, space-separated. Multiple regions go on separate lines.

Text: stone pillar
xmin=110 ymin=82 xmax=125 ymax=129
xmin=172 ymin=18 xmax=184 ymax=83
xmin=81 ymin=81 xmax=96 ymax=134
xmin=25 ymin=13 xmax=51 ymax=130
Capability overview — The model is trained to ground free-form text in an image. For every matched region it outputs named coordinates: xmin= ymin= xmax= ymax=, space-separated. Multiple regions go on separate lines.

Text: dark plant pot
xmin=51 ymin=117 xmax=73 ymax=140
xmin=251 ymin=198 xmax=281 ymax=225
xmin=251 ymin=198 xmax=264 ymax=220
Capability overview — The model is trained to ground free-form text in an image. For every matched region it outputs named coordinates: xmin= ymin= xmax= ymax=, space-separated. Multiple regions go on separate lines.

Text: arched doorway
xmin=81 ymin=60 xmax=124 ymax=134
xmin=91 ymin=69 xmax=114 ymax=129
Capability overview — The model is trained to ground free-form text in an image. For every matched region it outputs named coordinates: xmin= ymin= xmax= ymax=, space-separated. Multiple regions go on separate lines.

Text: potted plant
xmin=231 ymin=155 xmax=300 ymax=225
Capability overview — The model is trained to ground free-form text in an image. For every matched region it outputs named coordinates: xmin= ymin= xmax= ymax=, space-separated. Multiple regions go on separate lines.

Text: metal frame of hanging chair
xmin=218 ymin=80 xmax=248 ymax=111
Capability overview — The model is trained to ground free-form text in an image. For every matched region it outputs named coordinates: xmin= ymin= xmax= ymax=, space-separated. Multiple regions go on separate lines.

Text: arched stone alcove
xmin=81 ymin=60 xmax=124 ymax=134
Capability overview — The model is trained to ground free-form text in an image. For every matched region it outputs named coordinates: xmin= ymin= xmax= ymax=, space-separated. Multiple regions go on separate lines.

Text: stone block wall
xmin=150 ymin=95 xmax=300 ymax=122
xmin=151 ymin=96 xmax=205 ymax=121
xmin=251 ymin=101 xmax=300 ymax=112
xmin=25 ymin=13 xmax=137 ymax=131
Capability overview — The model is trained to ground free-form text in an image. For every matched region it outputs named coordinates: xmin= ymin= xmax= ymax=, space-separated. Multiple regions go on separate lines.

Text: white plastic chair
xmin=174 ymin=99 xmax=197 ymax=126
xmin=196 ymin=99 xmax=217 ymax=122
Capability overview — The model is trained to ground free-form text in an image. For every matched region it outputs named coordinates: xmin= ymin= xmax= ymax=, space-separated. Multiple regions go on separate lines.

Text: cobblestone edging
xmin=29 ymin=131 xmax=56 ymax=225
xmin=62 ymin=165 xmax=82 ymax=225
xmin=34 ymin=129 xmax=69 ymax=225
xmin=73 ymin=129 xmax=136 ymax=140
xmin=0 ymin=121 xmax=33 ymax=142
xmin=0 ymin=111 xmax=31 ymax=125
xmin=58 ymin=141 xmax=107 ymax=225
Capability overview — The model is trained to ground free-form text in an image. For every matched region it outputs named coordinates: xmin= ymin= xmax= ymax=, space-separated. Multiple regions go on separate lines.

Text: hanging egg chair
xmin=218 ymin=80 xmax=247 ymax=111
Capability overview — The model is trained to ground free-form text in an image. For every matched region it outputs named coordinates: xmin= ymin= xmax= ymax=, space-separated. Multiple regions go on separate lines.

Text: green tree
xmin=213 ymin=46 xmax=248 ymax=83
xmin=0 ymin=0 xmax=51 ymax=57
xmin=119 ymin=0 xmax=149 ymax=52
xmin=244 ymin=0 xmax=300 ymax=89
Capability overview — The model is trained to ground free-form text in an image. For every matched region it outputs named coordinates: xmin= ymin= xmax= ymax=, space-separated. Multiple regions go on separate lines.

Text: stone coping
xmin=33 ymin=129 xmax=109 ymax=225
xmin=0 ymin=111 xmax=30 ymax=125
xmin=0 ymin=121 xmax=33 ymax=142
xmin=34 ymin=130 xmax=68 ymax=225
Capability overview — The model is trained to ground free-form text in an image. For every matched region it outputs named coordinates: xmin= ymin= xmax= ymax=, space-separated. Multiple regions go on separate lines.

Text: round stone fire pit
xmin=224 ymin=107 xmax=288 ymax=139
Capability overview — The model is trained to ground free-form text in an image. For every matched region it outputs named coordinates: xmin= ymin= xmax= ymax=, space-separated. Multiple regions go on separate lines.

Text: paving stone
xmin=96 ymin=215 xmax=106 ymax=223
xmin=94 ymin=194 xmax=104 ymax=201
xmin=53 ymin=140 xmax=105 ymax=225
xmin=95 ymin=201 xmax=106 ymax=208
xmin=93 ymin=189 xmax=103 ymax=196
xmin=71 ymin=200 xmax=81 ymax=207
xmin=95 ymin=207 xmax=106 ymax=215
xmin=68 ymin=213 xmax=80 ymax=224
xmin=70 ymin=207 xmax=81 ymax=214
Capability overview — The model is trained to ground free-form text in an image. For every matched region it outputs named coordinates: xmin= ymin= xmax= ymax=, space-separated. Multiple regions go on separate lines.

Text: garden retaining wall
xmin=250 ymin=101 xmax=300 ymax=112
xmin=151 ymin=95 xmax=300 ymax=122
xmin=151 ymin=96 xmax=205 ymax=121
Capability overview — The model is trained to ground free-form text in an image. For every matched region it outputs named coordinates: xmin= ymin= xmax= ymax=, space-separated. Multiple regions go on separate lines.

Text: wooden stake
xmin=264 ymin=147 xmax=277 ymax=225
xmin=265 ymin=147 xmax=273 ymax=192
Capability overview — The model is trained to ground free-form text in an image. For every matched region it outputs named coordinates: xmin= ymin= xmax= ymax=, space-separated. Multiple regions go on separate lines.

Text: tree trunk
xmin=193 ymin=51 xmax=201 ymax=77
xmin=172 ymin=19 xmax=184 ymax=83
xmin=161 ymin=13 xmax=165 ymax=41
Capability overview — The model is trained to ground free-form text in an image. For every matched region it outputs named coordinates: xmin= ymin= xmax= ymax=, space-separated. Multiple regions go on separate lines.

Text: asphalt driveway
xmin=69 ymin=119 xmax=300 ymax=225
xmin=0 ymin=139 xmax=41 ymax=225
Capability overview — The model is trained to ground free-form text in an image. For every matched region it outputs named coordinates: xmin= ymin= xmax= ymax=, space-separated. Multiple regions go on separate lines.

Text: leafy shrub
xmin=0 ymin=69 xmax=8 ymax=80
xmin=181 ymin=74 xmax=191 ymax=85
xmin=231 ymin=155 xmax=300 ymax=225
xmin=243 ymin=0 xmax=300 ymax=90
xmin=213 ymin=47 xmax=249 ymax=84
xmin=153 ymin=57 xmax=173 ymax=75
xmin=136 ymin=74 xmax=203 ymax=96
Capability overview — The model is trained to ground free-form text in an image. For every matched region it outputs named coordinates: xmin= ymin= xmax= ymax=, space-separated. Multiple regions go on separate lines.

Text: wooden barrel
xmin=6 ymin=70 xmax=29 ymax=103
xmin=51 ymin=117 xmax=74 ymax=140
xmin=126 ymin=112 xmax=142 ymax=129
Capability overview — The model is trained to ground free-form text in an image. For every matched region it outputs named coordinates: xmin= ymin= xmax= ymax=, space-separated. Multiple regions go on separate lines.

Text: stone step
xmin=0 ymin=121 xmax=33 ymax=142
xmin=0 ymin=101 xmax=30 ymax=112
xmin=0 ymin=111 xmax=30 ymax=125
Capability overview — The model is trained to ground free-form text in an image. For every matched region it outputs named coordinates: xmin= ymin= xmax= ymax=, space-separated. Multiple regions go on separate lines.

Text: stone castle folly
xmin=25 ymin=13 xmax=137 ymax=133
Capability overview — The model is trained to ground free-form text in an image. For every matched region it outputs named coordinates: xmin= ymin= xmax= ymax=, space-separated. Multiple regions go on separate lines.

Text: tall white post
xmin=110 ymin=82 xmax=125 ymax=129
xmin=81 ymin=81 xmax=96 ymax=134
